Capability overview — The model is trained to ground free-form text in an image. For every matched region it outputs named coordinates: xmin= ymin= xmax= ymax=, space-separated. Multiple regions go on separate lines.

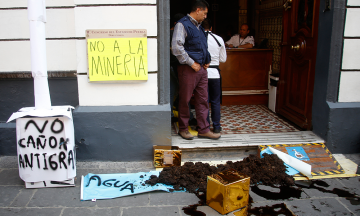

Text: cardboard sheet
xmin=7 ymin=106 xmax=74 ymax=123
xmin=8 ymin=106 xmax=76 ymax=183
xmin=16 ymin=115 xmax=76 ymax=182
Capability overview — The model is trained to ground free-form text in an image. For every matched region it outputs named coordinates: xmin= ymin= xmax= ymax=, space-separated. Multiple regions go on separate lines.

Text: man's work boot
xmin=198 ymin=131 xmax=221 ymax=140
xmin=178 ymin=130 xmax=194 ymax=140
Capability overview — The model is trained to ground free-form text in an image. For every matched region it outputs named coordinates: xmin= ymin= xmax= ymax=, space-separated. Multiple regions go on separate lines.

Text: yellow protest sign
xmin=86 ymin=29 xmax=148 ymax=82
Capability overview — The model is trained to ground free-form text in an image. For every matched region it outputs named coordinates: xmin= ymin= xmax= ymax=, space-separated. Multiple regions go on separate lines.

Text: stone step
xmin=180 ymin=146 xmax=258 ymax=165
xmin=172 ymin=131 xmax=325 ymax=164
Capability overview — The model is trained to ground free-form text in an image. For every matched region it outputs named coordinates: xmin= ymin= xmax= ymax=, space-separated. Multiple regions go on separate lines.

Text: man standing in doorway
xmin=170 ymin=13 xmax=185 ymax=124
xmin=225 ymin=24 xmax=254 ymax=49
xmin=202 ymin=18 xmax=227 ymax=134
xmin=172 ymin=0 xmax=220 ymax=140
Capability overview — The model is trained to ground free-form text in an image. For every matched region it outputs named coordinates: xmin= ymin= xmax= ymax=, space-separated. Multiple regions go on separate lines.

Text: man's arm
xmin=225 ymin=35 xmax=236 ymax=48
xmin=171 ymin=23 xmax=195 ymax=67
xmin=237 ymin=36 xmax=254 ymax=49
xmin=204 ymin=41 xmax=211 ymax=69
xmin=219 ymin=37 xmax=227 ymax=63
xmin=203 ymin=51 xmax=211 ymax=70
xmin=237 ymin=43 xmax=253 ymax=48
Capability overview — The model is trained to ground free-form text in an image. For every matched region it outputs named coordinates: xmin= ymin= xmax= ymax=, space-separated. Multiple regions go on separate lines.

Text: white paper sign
xmin=16 ymin=116 xmax=76 ymax=182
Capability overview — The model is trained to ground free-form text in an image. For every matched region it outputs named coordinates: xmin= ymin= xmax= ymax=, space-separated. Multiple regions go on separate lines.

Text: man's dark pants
xmin=207 ymin=78 xmax=221 ymax=130
xmin=177 ymin=64 xmax=210 ymax=134
xmin=170 ymin=66 xmax=178 ymax=118
xmin=170 ymin=66 xmax=195 ymax=120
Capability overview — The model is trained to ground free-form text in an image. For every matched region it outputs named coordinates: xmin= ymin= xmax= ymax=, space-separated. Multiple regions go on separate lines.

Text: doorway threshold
xmin=172 ymin=131 xmax=324 ymax=150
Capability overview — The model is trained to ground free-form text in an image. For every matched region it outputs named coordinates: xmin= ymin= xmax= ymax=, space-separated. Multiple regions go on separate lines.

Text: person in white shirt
xmin=202 ymin=18 xmax=227 ymax=133
xmin=225 ymin=24 xmax=254 ymax=49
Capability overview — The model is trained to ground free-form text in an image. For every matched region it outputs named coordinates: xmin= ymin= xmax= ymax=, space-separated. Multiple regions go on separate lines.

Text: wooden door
xmin=277 ymin=0 xmax=320 ymax=130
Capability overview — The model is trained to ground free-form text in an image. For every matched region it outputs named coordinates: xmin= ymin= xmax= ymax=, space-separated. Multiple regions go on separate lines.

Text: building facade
xmin=0 ymin=0 xmax=171 ymax=161
xmin=312 ymin=0 xmax=360 ymax=153
xmin=0 ymin=0 xmax=359 ymax=160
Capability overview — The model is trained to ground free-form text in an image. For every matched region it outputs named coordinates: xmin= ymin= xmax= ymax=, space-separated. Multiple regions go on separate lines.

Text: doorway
xmin=169 ymin=0 xmax=319 ymax=134
xmin=170 ymin=0 xmax=239 ymax=42
xmin=276 ymin=0 xmax=319 ymax=130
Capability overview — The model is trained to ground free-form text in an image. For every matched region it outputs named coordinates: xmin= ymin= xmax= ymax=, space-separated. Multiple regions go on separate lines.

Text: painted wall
xmin=74 ymin=105 xmax=170 ymax=161
xmin=0 ymin=0 xmax=172 ymax=160
xmin=74 ymin=4 xmax=159 ymax=106
xmin=313 ymin=0 xmax=360 ymax=154
xmin=0 ymin=0 xmax=159 ymax=105
xmin=338 ymin=5 xmax=360 ymax=102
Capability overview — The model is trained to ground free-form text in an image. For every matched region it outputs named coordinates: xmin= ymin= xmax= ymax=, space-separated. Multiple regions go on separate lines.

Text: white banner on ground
xmin=81 ymin=171 xmax=184 ymax=201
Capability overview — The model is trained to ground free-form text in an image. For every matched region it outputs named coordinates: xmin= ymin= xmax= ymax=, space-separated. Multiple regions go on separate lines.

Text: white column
xmin=28 ymin=0 xmax=51 ymax=109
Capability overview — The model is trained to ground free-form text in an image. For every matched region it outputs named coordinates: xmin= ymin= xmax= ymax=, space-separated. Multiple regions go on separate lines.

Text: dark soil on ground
xmin=145 ymin=153 xmax=295 ymax=194
xmin=210 ymin=169 xmax=245 ymax=185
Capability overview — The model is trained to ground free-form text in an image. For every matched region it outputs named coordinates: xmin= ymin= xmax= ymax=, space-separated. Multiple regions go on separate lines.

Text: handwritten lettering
xmin=87 ymin=37 xmax=148 ymax=81
xmin=18 ymin=118 xmax=75 ymax=172
xmin=18 ymin=150 xmax=75 ymax=171
xmin=86 ymin=176 xmax=134 ymax=193
xmin=25 ymin=120 xmax=48 ymax=133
